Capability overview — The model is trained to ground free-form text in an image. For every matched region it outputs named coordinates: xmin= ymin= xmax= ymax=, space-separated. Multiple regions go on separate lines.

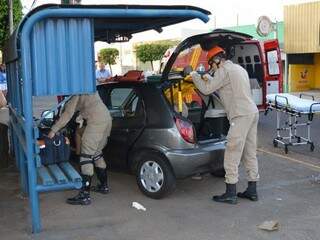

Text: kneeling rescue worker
xmin=191 ymin=46 xmax=260 ymax=204
xmin=48 ymin=92 xmax=112 ymax=205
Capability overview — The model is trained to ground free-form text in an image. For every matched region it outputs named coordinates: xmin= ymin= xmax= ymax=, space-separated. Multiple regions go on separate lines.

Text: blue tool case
xmin=38 ymin=134 xmax=70 ymax=166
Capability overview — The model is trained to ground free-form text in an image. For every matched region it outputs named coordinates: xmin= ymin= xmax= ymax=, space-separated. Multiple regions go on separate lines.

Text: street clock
xmin=257 ymin=16 xmax=274 ymax=37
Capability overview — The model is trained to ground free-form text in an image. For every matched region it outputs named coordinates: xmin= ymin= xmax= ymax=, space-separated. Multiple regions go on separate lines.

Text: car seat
xmin=253 ymin=55 xmax=263 ymax=87
xmin=245 ymin=56 xmax=254 ymax=78
xmin=237 ymin=56 xmax=246 ymax=69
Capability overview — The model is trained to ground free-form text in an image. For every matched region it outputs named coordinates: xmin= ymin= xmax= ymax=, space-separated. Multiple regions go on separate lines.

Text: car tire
xmin=136 ymin=152 xmax=176 ymax=199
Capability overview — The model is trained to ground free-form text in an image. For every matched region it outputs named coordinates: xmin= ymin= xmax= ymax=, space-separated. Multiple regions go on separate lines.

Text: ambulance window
xmin=266 ymin=50 xmax=280 ymax=75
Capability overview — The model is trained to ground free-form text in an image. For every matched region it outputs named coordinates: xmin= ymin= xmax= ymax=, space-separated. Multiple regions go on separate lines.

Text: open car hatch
xmin=162 ymin=29 xmax=253 ymax=81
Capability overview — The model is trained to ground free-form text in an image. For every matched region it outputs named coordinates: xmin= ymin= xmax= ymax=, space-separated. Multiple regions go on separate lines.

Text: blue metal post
xmin=21 ymin=26 xmax=41 ymax=235
xmin=19 ymin=146 xmax=29 ymax=194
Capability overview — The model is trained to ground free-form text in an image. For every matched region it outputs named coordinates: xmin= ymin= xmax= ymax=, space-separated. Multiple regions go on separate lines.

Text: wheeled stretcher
xmin=265 ymin=93 xmax=320 ymax=153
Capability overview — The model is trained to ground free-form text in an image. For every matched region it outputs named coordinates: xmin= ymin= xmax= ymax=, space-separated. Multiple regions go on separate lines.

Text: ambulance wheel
xmin=310 ymin=143 xmax=315 ymax=152
xmin=273 ymin=139 xmax=278 ymax=148
xmin=136 ymin=152 xmax=176 ymax=199
xmin=284 ymin=145 xmax=288 ymax=154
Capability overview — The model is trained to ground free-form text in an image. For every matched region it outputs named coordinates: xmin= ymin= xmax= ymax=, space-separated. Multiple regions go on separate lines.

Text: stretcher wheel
xmin=310 ymin=143 xmax=315 ymax=152
xmin=273 ymin=139 xmax=278 ymax=148
xmin=297 ymin=137 xmax=301 ymax=143
xmin=284 ymin=145 xmax=288 ymax=154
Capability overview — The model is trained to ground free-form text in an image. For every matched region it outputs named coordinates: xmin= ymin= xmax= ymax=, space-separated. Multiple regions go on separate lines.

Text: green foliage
xmin=135 ymin=42 xmax=174 ymax=70
xmin=99 ymin=48 xmax=119 ymax=65
xmin=99 ymin=48 xmax=119 ymax=75
xmin=0 ymin=0 xmax=23 ymax=53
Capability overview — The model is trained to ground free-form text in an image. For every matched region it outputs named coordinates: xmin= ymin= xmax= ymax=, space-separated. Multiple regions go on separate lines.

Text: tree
xmin=136 ymin=43 xmax=173 ymax=71
xmin=99 ymin=48 xmax=119 ymax=75
xmin=0 ymin=0 xmax=23 ymax=54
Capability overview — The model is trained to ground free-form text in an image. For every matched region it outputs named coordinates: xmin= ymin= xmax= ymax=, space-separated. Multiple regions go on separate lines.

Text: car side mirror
xmin=41 ymin=110 xmax=54 ymax=120
xmin=40 ymin=110 xmax=55 ymax=127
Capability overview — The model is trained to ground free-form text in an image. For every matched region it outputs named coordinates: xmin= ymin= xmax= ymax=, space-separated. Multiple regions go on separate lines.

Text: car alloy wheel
xmin=135 ymin=152 xmax=176 ymax=199
xmin=140 ymin=161 xmax=164 ymax=193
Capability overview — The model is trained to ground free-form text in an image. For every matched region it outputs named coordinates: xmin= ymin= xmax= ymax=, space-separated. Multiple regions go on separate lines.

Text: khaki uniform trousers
xmin=80 ymin=124 xmax=111 ymax=176
xmin=224 ymin=112 xmax=260 ymax=184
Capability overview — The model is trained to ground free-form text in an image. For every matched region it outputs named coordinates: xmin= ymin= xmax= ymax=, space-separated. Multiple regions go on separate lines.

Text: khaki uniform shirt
xmin=51 ymin=92 xmax=112 ymax=134
xmin=192 ymin=60 xmax=258 ymax=120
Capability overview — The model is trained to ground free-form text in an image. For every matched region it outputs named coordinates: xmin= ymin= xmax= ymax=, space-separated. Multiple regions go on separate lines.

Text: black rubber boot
xmin=92 ymin=167 xmax=109 ymax=194
xmin=67 ymin=175 xmax=92 ymax=205
xmin=237 ymin=181 xmax=258 ymax=201
xmin=212 ymin=183 xmax=237 ymax=204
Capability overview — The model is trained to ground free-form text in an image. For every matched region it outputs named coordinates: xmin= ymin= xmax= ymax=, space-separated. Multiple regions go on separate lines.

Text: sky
xmin=20 ymin=0 xmax=317 ymax=42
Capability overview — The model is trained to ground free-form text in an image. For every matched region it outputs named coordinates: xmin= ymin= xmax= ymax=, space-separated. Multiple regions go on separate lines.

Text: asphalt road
xmin=1 ymin=150 xmax=320 ymax=240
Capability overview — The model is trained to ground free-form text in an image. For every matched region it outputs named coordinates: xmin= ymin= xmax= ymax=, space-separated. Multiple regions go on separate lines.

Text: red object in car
xmin=175 ymin=117 xmax=195 ymax=144
xmin=111 ymin=70 xmax=144 ymax=82
xmin=57 ymin=95 xmax=65 ymax=103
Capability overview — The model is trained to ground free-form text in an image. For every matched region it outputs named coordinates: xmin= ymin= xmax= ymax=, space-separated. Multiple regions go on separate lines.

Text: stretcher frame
xmin=265 ymin=93 xmax=320 ymax=154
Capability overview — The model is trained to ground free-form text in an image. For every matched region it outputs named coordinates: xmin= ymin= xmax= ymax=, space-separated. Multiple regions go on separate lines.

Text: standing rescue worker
xmin=48 ymin=92 xmax=112 ymax=205
xmin=190 ymin=46 xmax=259 ymax=204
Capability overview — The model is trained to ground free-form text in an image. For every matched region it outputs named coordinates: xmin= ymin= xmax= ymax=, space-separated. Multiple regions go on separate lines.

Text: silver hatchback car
xmin=99 ymin=80 xmax=228 ymax=199
xmin=97 ymin=30 xmax=255 ymax=199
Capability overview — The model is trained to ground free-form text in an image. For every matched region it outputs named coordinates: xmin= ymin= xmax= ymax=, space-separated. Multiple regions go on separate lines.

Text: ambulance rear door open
xmin=263 ymin=39 xmax=283 ymax=100
xmin=232 ymin=39 xmax=282 ymax=109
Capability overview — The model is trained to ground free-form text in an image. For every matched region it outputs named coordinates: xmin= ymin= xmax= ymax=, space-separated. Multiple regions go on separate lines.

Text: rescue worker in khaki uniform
xmin=48 ymin=92 xmax=112 ymax=205
xmin=191 ymin=46 xmax=259 ymax=204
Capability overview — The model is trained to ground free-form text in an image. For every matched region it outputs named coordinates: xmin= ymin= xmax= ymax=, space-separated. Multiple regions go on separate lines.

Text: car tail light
xmin=175 ymin=117 xmax=195 ymax=144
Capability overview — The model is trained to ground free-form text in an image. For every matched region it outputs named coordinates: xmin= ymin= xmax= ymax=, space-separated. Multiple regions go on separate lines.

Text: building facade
xmin=284 ymin=1 xmax=320 ymax=91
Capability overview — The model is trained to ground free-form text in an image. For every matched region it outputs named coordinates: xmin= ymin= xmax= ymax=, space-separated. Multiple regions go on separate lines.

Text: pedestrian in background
xmin=96 ymin=62 xmax=111 ymax=100
xmin=0 ymin=90 xmax=9 ymax=168
xmin=96 ymin=62 xmax=111 ymax=85
xmin=0 ymin=64 xmax=7 ymax=96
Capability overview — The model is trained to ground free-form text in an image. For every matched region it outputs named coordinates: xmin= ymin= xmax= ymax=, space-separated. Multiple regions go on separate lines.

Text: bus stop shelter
xmin=4 ymin=4 xmax=210 ymax=233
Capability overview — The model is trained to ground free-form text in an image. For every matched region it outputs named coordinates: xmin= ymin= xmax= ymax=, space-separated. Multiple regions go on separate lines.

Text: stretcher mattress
xmin=266 ymin=93 xmax=320 ymax=113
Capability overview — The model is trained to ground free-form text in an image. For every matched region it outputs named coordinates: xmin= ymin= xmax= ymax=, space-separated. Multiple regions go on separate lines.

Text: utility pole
xmin=8 ymin=0 xmax=14 ymax=34
xmin=236 ymin=13 xmax=239 ymax=26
